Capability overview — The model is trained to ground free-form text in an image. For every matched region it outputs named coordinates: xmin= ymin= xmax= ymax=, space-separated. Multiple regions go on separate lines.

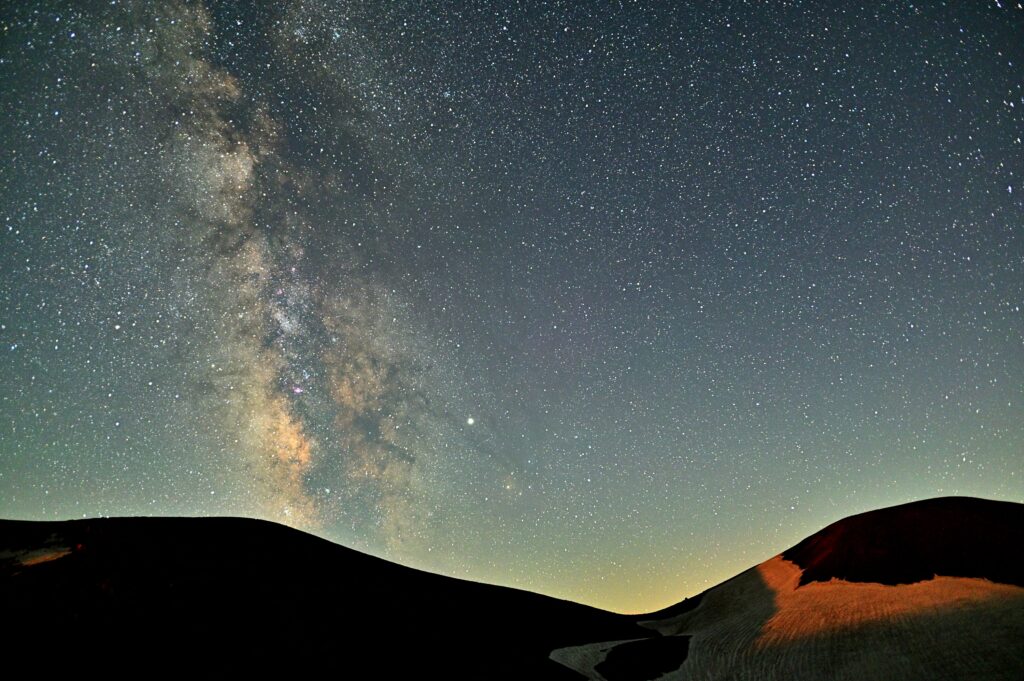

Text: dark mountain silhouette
xmin=0 ymin=516 xmax=640 ymax=678
xmin=782 ymin=496 xmax=1023 ymax=587
xmin=3 ymin=496 xmax=1021 ymax=679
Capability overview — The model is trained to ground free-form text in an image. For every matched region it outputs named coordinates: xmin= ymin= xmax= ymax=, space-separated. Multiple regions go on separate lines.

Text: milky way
xmin=1 ymin=1 xmax=1022 ymax=612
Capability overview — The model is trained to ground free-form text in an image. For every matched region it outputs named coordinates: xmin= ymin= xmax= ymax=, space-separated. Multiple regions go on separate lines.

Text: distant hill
xmin=3 ymin=497 xmax=1022 ymax=679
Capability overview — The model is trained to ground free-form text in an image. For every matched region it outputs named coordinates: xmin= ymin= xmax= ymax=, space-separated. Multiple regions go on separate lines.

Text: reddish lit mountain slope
xmin=554 ymin=497 xmax=1024 ymax=680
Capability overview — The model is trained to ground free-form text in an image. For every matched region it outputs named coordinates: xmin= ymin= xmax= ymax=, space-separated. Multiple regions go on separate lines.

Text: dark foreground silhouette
xmin=782 ymin=496 xmax=1023 ymax=587
xmin=2 ymin=497 xmax=1021 ymax=679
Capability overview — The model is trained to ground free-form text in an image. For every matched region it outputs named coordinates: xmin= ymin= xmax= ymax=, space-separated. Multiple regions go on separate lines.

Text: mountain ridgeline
xmin=2 ymin=497 xmax=1021 ymax=679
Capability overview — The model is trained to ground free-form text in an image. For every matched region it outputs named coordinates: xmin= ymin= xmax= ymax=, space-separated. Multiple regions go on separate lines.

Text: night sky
xmin=1 ymin=1 xmax=1022 ymax=613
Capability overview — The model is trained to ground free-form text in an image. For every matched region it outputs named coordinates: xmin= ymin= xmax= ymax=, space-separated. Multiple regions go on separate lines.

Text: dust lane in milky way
xmin=1 ymin=1 xmax=1021 ymax=612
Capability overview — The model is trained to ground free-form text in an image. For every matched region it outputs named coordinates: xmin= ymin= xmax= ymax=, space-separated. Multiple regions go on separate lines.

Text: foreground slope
xmin=0 ymin=516 xmax=642 ymax=678
xmin=553 ymin=497 xmax=1024 ymax=680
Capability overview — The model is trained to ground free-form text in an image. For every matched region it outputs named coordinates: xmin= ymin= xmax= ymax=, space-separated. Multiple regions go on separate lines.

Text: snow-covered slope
xmin=552 ymin=497 xmax=1024 ymax=680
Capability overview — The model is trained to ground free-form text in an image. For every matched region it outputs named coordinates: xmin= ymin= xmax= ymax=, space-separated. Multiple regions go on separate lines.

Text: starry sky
xmin=1 ymin=1 xmax=1022 ymax=613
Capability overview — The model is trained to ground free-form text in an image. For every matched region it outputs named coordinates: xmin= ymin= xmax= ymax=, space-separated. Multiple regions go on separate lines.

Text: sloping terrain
xmin=553 ymin=497 xmax=1024 ymax=680
xmin=3 ymin=497 xmax=1021 ymax=679
xmin=0 ymin=516 xmax=643 ymax=678
xmin=781 ymin=496 xmax=1022 ymax=587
